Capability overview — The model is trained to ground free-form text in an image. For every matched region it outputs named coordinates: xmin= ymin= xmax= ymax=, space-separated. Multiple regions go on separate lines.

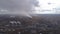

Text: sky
xmin=34 ymin=0 xmax=60 ymax=14
xmin=0 ymin=0 xmax=60 ymax=14
xmin=0 ymin=0 xmax=38 ymax=14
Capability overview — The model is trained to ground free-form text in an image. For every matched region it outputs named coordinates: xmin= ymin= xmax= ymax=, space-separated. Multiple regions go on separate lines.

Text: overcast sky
xmin=0 ymin=0 xmax=60 ymax=14
xmin=0 ymin=0 xmax=38 ymax=14
xmin=34 ymin=0 xmax=60 ymax=14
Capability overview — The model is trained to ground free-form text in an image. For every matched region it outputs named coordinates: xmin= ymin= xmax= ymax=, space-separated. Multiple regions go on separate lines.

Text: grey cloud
xmin=0 ymin=0 xmax=38 ymax=12
xmin=0 ymin=0 xmax=39 ymax=18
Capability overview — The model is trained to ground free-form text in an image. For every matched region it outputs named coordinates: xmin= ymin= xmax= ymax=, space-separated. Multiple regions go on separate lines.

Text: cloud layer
xmin=0 ymin=0 xmax=38 ymax=12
